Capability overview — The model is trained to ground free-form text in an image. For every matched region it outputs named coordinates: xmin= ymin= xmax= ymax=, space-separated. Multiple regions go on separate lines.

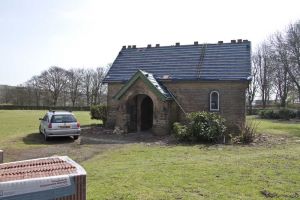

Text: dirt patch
xmin=3 ymin=126 xmax=297 ymax=163
xmin=248 ymin=133 xmax=300 ymax=147
xmin=5 ymin=138 xmax=121 ymax=163
xmin=80 ymin=126 xmax=175 ymax=145
xmin=260 ymin=189 xmax=300 ymax=199
xmin=4 ymin=126 xmax=174 ymax=163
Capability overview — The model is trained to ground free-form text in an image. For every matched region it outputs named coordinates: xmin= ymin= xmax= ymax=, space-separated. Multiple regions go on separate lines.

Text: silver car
xmin=39 ymin=111 xmax=81 ymax=141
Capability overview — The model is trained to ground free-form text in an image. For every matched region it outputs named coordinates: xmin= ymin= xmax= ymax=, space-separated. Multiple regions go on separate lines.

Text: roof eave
xmin=113 ymin=70 xmax=169 ymax=101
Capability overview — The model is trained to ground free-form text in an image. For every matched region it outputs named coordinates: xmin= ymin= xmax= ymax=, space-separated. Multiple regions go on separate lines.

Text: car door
xmin=42 ymin=114 xmax=49 ymax=131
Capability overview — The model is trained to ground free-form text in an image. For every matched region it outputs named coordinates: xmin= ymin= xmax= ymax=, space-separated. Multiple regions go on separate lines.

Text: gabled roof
xmin=104 ymin=41 xmax=251 ymax=83
xmin=113 ymin=70 xmax=172 ymax=101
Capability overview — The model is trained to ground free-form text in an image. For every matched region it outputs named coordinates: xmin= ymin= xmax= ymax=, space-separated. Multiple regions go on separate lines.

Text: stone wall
xmin=106 ymin=80 xmax=175 ymax=135
xmin=106 ymin=82 xmax=123 ymax=128
xmin=164 ymin=81 xmax=248 ymax=133
xmin=107 ymin=80 xmax=248 ymax=134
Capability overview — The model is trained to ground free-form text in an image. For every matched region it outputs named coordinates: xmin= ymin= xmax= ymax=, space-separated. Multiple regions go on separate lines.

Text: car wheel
xmin=73 ymin=136 xmax=79 ymax=140
xmin=44 ymin=131 xmax=48 ymax=141
xmin=39 ymin=125 xmax=42 ymax=134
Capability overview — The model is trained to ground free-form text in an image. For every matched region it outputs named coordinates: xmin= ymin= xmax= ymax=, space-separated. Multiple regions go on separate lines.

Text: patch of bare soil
xmin=4 ymin=127 xmax=297 ymax=163
xmin=260 ymin=189 xmax=299 ymax=199
xmin=5 ymin=138 xmax=120 ymax=163
xmin=80 ymin=126 xmax=175 ymax=145
xmin=249 ymin=134 xmax=291 ymax=146
xmin=4 ymin=126 xmax=174 ymax=163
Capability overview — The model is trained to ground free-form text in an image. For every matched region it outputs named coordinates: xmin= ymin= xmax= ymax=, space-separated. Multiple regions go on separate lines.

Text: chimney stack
xmin=127 ymin=45 xmax=132 ymax=49
xmin=175 ymin=42 xmax=180 ymax=46
xmin=194 ymin=41 xmax=198 ymax=45
xmin=218 ymin=41 xmax=223 ymax=44
xmin=132 ymin=45 xmax=136 ymax=49
xmin=155 ymin=44 xmax=160 ymax=47
xmin=147 ymin=44 xmax=151 ymax=48
xmin=122 ymin=45 xmax=126 ymax=50
xmin=237 ymin=39 xmax=242 ymax=43
xmin=243 ymin=39 xmax=249 ymax=43
xmin=231 ymin=40 xmax=236 ymax=44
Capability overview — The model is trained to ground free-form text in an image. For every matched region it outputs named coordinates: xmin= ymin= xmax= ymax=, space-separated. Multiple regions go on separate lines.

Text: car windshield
xmin=51 ymin=115 xmax=77 ymax=123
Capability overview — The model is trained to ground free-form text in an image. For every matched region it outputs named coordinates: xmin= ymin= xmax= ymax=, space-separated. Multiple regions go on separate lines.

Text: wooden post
xmin=0 ymin=150 xmax=3 ymax=163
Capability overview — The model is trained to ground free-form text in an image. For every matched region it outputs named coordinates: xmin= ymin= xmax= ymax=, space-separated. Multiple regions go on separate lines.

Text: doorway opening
xmin=141 ymin=96 xmax=153 ymax=131
xmin=126 ymin=94 xmax=153 ymax=132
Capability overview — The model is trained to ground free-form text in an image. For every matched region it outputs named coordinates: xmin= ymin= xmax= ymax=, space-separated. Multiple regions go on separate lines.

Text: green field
xmin=0 ymin=110 xmax=299 ymax=199
xmin=84 ymin=144 xmax=300 ymax=200
xmin=0 ymin=110 xmax=100 ymax=148
xmin=248 ymin=115 xmax=300 ymax=137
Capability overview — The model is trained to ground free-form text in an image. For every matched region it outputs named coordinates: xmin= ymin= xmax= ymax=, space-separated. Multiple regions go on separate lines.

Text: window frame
xmin=210 ymin=90 xmax=220 ymax=111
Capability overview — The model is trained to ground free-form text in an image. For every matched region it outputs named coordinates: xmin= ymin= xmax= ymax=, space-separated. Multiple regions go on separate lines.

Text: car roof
xmin=47 ymin=111 xmax=74 ymax=115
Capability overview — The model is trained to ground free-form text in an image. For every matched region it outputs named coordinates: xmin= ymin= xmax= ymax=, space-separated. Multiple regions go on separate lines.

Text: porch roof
xmin=113 ymin=70 xmax=172 ymax=101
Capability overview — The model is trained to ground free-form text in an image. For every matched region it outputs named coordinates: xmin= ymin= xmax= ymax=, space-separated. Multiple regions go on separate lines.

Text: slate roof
xmin=113 ymin=70 xmax=172 ymax=100
xmin=104 ymin=41 xmax=251 ymax=82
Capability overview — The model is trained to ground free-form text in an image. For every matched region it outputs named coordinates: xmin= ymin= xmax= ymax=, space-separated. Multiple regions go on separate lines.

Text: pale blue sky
xmin=1 ymin=0 xmax=300 ymax=85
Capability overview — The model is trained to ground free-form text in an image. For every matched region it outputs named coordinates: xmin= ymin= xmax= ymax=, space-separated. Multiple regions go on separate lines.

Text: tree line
xmin=0 ymin=65 xmax=109 ymax=107
xmin=248 ymin=20 xmax=300 ymax=112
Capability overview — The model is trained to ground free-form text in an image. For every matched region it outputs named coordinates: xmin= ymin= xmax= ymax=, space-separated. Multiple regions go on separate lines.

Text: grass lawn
xmin=0 ymin=111 xmax=299 ymax=199
xmin=247 ymin=115 xmax=300 ymax=137
xmin=84 ymin=144 xmax=300 ymax=200
xmin=0 ymin=110 xmax=100 ymax=149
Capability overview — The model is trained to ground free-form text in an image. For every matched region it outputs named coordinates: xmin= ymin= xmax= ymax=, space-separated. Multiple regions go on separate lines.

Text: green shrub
xmin=90 ymin=105 xmax=107 ymax=125
xmin=278 ymin=109 xmax=292 ymax=120
xmin=173 ymin=112 xmax=227 ymax=143
xmin=258 ymin=110 xmax=266 ymax=118
xmin=259 ymin=109 xmax=278 ymax=119
xmin=173 ymin=122 xmax=188 ymax=141
xmin=259 ymin=109 xmax=297 ymax=120
xmin=247 ymin=108 xmax=259 ymax=115
xmin=187 ymin=112 xmax=226 ymax=142
xmin=297 ymin=110 xmax=300 ymax=119
xmin=290 ymin=110 xmax=297 ymax=119
xmin=232 ymin=121 xmax=259 ymax=144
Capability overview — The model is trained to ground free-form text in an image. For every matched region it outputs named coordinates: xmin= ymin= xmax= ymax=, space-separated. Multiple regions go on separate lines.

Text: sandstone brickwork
xmin=107 ymin=80 xmax=248 ymax=135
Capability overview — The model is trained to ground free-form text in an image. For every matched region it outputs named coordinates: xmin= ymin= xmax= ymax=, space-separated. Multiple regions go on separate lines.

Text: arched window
xmin=210 ymin=91 xmax=219 ymax=111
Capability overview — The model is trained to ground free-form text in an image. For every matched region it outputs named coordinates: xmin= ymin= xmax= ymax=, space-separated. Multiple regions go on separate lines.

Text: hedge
xmin=0 ymin=105 xmax=90 ymax=111
xmin=258 ymin=109 xmax=299 ymax=120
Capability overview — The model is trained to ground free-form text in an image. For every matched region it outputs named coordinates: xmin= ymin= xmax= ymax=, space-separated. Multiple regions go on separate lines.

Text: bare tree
xmin=91 ymin=67 xmax=107 ymax=105
xmin=1 ymin=85 xmax=13 ymax=104
xmin=247 ymin=57 xmax=258 ymax=114
xmin=254 ymin=43 xmax=273 ymax=108
xmin=66 ymin=69 xmax=84 ymax=107
xmin=26 ymin=76 xmax=41 ymax=106
xmin=39 ymin=66 xmax=68 ymax=106
xmin=81 ymin=69 xmax=93 ymax=106
xmin=269 ymin=33 xmax=291 ymax=107
xmin=286 ymin=21 xmax=300 ymax=101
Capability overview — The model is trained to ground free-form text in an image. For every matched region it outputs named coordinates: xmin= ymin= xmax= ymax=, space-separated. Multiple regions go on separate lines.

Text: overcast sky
xmin=0 ymin=0 xmax=300 ymax=86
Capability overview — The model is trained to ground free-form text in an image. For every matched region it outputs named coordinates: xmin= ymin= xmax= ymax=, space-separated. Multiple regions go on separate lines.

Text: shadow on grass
xmin=80 ymin=130 xmax=175 ymax=145
xmin=81 ymin=123 xmax=103 ymax=128
xmin=80 ymin=129 xmax=218 ymax=147
xmin=23 ymin=133 xmax=75 ymax=145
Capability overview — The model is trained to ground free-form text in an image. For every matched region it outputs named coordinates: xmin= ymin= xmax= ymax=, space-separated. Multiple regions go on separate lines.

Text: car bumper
xmin=46 ymin=129 xmax=81 ymax=137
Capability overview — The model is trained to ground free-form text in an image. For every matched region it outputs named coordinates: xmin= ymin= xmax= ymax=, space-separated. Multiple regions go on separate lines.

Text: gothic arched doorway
xmin=141 ymin=96 xmax=153 ymax=131
xmin=126 ymin=94 xmax=153 ymax=132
